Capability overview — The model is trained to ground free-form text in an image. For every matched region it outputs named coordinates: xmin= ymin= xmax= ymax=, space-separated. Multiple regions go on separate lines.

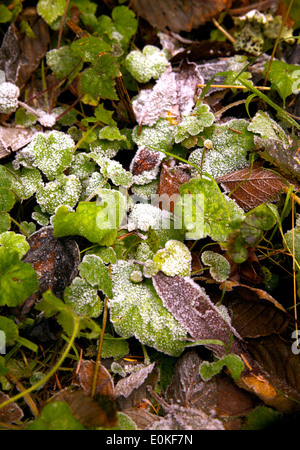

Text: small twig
xmin=197 ymin=84 xmax=270 ymax=91
xmin=91 ymin=297 xmax=109 ymax=397
xmin=212 ymin=17 xmax=236 ymax=44
xmin=57 ymin=0 xmax=71 ymax=49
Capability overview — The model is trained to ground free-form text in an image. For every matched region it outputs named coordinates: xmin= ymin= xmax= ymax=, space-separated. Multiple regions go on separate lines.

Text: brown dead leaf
xmin=115 ymin=362 xmax=159 ymax=410
xmin=217 ymin=166 xmax=288 ymax=211
xmin=0 ymin=7 xmax=50 ymax=87
xmin=72 ymin=360 xmax=114 ymax=397
xmin=238 ymin=334 xmax=300 ymax=413
xmin=157 ymin=161 xmax=191 ymax=212
xmin=0 ymin=126 xmax=36 ymax=160
xmin=131 ymin=0 xmax=233 ymax=32
xmin=130 ymin=146 xmax=164 ymax=177
xmin=0 ymin=391 xmax=24 ymax=424
xmin=53 ymin=389 xmax=117 ymax=429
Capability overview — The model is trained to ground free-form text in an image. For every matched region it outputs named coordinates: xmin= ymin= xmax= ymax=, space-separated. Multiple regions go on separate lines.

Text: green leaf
xmin=191 ymin=119 xmax=254 ymax=178
xmin=25 ymin=131 xmax=75 ymax=181
xmin=101 ymin=334 xmax=129 ymax=359
xmin=94 ymin=104 xmax=117 ymax=126
xmin=0 ymin=231 xmax=30 ymax=258
xmin=175 ymin=177 xmax=245 ymax=241
xmin=64 ymin=277 xmax=103 ymax=318
xmin=0 ymin=248 xmax=39 ymax=307
xmin=71 ymin=36 xmax=112 ymax=64
xmin=53 ymin=200 xmax=119 ymax=245
xmin=0 ymin=187 xmax=16 ymax=212
xmin=0 ymin=316 xmax=19 ymax=346
xmin=132 ymin=118 xmax=174 ymax=153
xmin=97 ymin=6 xmax=138 ymax=50
xmin=91 ymin=154 xmax=132 ymax=187
xmin=266 ymin=60 xmax=300 ymax=103
xmin=199 ymin=354 xmax=244 ymax=381
xmin=153 ymin=240 xmax=191 ymax=277
xmin=201 ymin=251 xmax=231 ymax=282
xmin=174 ymin=103 xmax=215 ymax=143
xmin=37 ymin=0 xmax=66 ymax=26
xmin=36 ymin=174 xmax=81 ymax=215
xmin=27 ymin=401 xmax=85 ymax=430
xmin=98 ymin=126 xmax=128 ymax=142
xmin=110 ymin=260 xmax=187 ymax=356
xmin=0 ymin=213 xmax=11 ymax=233
xmin=80 ymin=67 xmax=118 ymax=103
xmin=79 ymin=254 xmax=112 ymax=298
xmin=125 ymin=45 xmax=169 ymax=83
xmin=0 ymin=5 xmax=13 ymax=23
xmin=46 ymin=45 xmax=83 ymax=80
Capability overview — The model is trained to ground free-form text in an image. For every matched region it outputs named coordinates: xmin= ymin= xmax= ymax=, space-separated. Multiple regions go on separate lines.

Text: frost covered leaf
xmin=101 ymin=334 xmax=129 ymax=359
xmin=265 ymin=60 xmax=300 ymax=103
xmin=0 ymin=231 xmax=29 ymax=259
xmin=125 ymin=45 xmax=169 ymax=84
xmin=53 ymin=201 xmax=118 ymax=245
xmin=71 ymin=36 xmax=112 ymax=65
xmin=217 ymin=166 xmax=287 ymax=211
xmin=109 ymin=260 xmax=187 ymax=356
xmin=0 ymin=213 xmax=11 ymax=233
xmin=64 ymin=277 xmax=103 ymax=318
xmin=225 ymin=55 xmax=253 ymax=92
xmin=201 ymin=251 xmax=230 ymax=282
xmin=174 ymin=102 xmax=214 ymax=143
xmin=86 ymin=245 xmax=117 ymax=264
xmin=153 ymin=240 xmax=191 ymax=277
xmin=130 ymin=146 xmax=164 ymax=185
xmin=80 ymin=67 xmax=118 ymax=104
xmin=36 ymin=174 xmax=81 ymax=214
xmin=0 ymin=391 xmax=24 ymax=424
xmin=190 ymin=119 xmax=254 ymax=179
xmin=69 ymin=153 xmax=96 ymax=181
xmin=79 ymin=254 xmax=112 ymax=298
xmin=98 ymin=126 xmax=128 ymax=142
xmin=0 ymin=186 xmax=15 ymax=212
xmin=21 ymin=131 xmax=75 ymax=181
xmin=0 ymin=247 xmax=39 ymax=307
xmin=132 ymin=118 xmax=174 ymax=153
xmin=91 ymin=154 xmax=132 ymax=187
xmin=20 ymin=168 xmax=43 ymax=200
xmin=175 ymin=177 xmax=245 ymax=241
xmin=127 ymin=203 xmax=184 ymax=246
xmin=0 ymin=82 xmax=19 ymax=113
xmin=46 ymin=45 xmax=83 ymax=81
xmin=37 ymin=0 xmax=66 ymax=26
xmin=248 ymin=111 xmax=300 ymax=180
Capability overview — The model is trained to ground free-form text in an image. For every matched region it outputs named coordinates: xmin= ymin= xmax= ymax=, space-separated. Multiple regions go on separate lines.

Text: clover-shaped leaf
xmin=201 ymin=251 xmax=231 ymax=282
xmin=174 ymin=102 xmax=214 ymax=143
xmin=0 ymin=82 xmax=19 ymax=114
xmin=109 ymin=260 xmax=187 ymax=356
xmin=0 ymin=247 xmax=39 ymax=307
xmin=153 ymin=240 xmax=191 ymax=277
xmin=36 ymin=174 xmax=81 ymax=214
xmin=0 ymin=231 xmax=30 ymax=259
xmin=64 ymin=277 xmax=103 ymax=318
xmin=125 ymin=45 xmax=169 ymax=83
xmin=79 ymin=254 xmax=112 ymax=298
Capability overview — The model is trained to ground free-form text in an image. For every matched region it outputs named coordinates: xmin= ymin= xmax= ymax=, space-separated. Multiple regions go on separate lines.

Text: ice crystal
xmin=0 ymin=82 xmax=19 ymax=114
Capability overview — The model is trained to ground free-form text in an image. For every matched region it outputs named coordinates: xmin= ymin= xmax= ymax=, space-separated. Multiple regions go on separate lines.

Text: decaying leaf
xmin=0 ymin=391 xmax=24 ymax=424
xmin=217 ymin=166 xmax=288 ymax=211
xmin=115 ymin=362 xmax=159 ymax=410
xmin=52 ymin=389 xmax=118 ymax=429
xmin=72 ymin=360 xmax=114 ymax=397
xmin=0 ymin=126 xmax=36 ymax=159
xmin=129 ymin=145 xmax=164 ymax=185
xmin=157 ymin=161 xmax=191 ymax=212
xmin=131 ymin=0 xmax=233 ymax=32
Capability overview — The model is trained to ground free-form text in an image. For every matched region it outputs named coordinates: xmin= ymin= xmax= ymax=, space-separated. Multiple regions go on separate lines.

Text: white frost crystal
xmin=127 ymin=203 xmax=172 ymax=232
xmin=0 ymin=82 xmax=19 ymax=114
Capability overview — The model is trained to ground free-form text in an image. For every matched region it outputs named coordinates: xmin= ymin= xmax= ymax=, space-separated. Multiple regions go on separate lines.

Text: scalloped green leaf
xmin=125 ymin=45 xmax=169 ymax=83
xmin=0 ymin=248 xmax=39 ymax=307
xmin=64 ymin=277 xmax=103 ymax=318
xmin=37 ymin=0 xmax=66 ymax=26
xmin=46 ymin=45 xmax=83 ymax=81
xmin=97 ymin=5 xmax=138 ymax=50
xmin=36 ymin=174 xmax=81 ymax=214
xmin=174 ymin=103 xmax=214 ymax=143
xmin=24 ymin=131 xmax=75 ymax=181
xmin=199 ymin=353 xmax=244 ymax=381
xmin=201 ymin=250 xmax=231 ymax=282
xmin=153 ymin=240 xmax=191 ymax=277
xmin=91 ymin=154 xmax=132 ymax=187
xmin=110 ymin=260 xmax=187 ymax=356
xmin=79 ymin=254 xmax=112 ymax=298
xmin=266 ymin=60 xmax=300 ymax=103
xmin=175 ymin=177 xmax=245 ymax=241
xmin=132 ymin=118 xmax=174 ymax=153
xmin=0 ymin=231 xmax=30 ymax=259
